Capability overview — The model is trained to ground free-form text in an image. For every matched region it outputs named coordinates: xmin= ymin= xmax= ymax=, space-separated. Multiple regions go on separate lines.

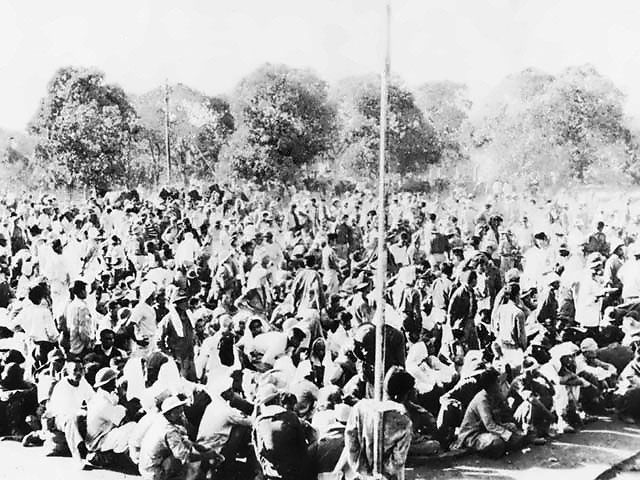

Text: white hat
xmin=550 ymin=341 xmax=579 ymax=360
xmin=334 ymin=404 xmax=352 ymax=424
xmin=160 ymin=395 xmax=187 ymax=414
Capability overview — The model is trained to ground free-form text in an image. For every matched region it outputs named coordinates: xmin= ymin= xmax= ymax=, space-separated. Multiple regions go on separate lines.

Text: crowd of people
xmin=1 ymin=181 xmax=640 ymax=480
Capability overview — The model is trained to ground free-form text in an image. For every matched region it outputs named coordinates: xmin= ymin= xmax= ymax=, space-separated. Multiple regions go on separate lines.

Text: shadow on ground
xmin=408 ymin=418 xmax=640 ymax=480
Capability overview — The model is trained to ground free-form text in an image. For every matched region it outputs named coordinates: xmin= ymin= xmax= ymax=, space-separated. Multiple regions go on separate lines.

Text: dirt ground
xmin=0 ymin=417 xmax=638 ymax=480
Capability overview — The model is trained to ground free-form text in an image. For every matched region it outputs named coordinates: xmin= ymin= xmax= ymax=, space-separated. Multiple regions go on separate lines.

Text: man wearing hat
xmin=535 ymin=272 xmax=561 ymax=337
xmin=540 ymin=342 xmax=584 ymax=433
xmin=139 ymin=395 xmax=221 ymax=480
xmin=158 ymin=288 xmax=196 ymax=381
xmin=448 ymin=270 xmax=479 ymax=350
xmin=252 ymin=384 xmax=311 ymax=480
xmin=84 ymin=367 xmax=137 ymax=469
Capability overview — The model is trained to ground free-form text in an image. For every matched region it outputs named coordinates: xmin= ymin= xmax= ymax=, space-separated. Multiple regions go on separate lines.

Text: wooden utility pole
xmin=164 ymin=80 xmax=171 ymax=184
xmin=373 ymin=1 xmax=391 ymax=479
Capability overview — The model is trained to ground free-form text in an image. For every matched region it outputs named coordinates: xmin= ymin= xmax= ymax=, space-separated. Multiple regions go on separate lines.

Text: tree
xmin=414 ymin=81 xmax=472 ymax=163
xmin=134 ymin=84 xmax=234 ymax=184
xmin=332 ymin=75 xmax=440 ymax=179
xmin=29 ymin=67 xmax=140 ymax=193
xmin=221 ymin=63 xmax=336 ymax=185
xmin=470 ymin=65 xmax=640 ymax=186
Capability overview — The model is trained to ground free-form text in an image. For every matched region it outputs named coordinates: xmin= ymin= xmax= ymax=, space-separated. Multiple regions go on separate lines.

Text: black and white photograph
xmin=2 ymin=1 xmax=640 ymax=479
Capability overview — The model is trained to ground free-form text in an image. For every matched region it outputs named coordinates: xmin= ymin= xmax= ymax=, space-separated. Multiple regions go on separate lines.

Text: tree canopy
xmin=221 ymin=63 xmax=336 ymax=185
xmin=29 ymin=67 xmax=139 ymax=192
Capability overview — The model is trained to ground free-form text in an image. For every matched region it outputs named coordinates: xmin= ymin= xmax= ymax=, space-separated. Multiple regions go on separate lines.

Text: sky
xmin=2 ymin=0 xmax=640 ymax=131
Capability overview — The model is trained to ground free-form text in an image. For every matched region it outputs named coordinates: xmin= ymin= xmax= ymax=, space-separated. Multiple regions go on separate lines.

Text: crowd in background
xmin=1 ymin=181 xmax=640 ymax=480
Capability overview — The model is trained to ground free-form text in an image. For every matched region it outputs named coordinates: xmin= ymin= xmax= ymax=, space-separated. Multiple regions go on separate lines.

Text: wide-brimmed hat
xmin=550 ymin=341 xmax=579 ymax=360
xmin=94 ymin=367 xmax=118 ymax=388
xmin=160 ymin=396 xmax=187 ymax=414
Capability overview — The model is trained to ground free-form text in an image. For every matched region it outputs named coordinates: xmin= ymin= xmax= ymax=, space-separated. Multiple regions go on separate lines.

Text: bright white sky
xmin=2 ymin=0 xmax=640 ymax=130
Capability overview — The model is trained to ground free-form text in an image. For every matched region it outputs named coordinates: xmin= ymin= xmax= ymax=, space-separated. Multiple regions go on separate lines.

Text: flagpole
xmin=373 ymin=1 xmax=390 ymax=478
xmin=164 ymin=80 xmax=171 ymax=184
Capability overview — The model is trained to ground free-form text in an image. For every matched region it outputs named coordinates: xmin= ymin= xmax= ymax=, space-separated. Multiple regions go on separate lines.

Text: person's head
xmin=311 ymin=338 xmax=326 ymax=362
xmin=71 ymin=280 xmax=87 ymax=300
xmin=460 ymin=269 xmax=477 ymax=288
xmin=248 ymin=318 xmax=263 ymax=338
xmin=161 ymin=396 xmax=186 ymax=424
xmin=597 ymin=221 xmax=605 ymax=232
xmin=505 ymin=283 xmax=520 ymax=302
xmin=580 ymin=338 xmax=598 ymax=360
xmin=287 ymin=327 xmax=306 ymax=349
xmin=94 ymin=367 xmax=118 ymax=393
xmin=28 ymin=284 xmax=46 ymax=305
xmin=99 ymin=329 xmax=116 ymax=350
xmin=52 ymin=238 xmax=63 ymax=255
xmin=64 ymin=360 xmax=83 ymax=386
xmin=384 ymin=366 xmax=415 ymax=403
xmin=479 ymin=367 xmax=500 ymax=395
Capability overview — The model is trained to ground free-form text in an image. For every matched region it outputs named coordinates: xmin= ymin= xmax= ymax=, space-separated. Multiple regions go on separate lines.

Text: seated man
xmin=44 ymin=359 xmax=95 ymax=461
xmin=576 ymin=338 xmax=617 ymax=413
xmin=139 ymin=396 xmax=222 ymax=480
xmin=0 ymin=361 xmax=38 ymax=439
xmin=90 ymin=329 xmax=125 ymax=370
xmin=84 ymin=367 xmax=138 ymax=469
xmin=197 ymin=376 xmax=255 ymax=479
xmin=539 ymin=342 xmax=587 ymax=433
xmin=245 ymin=324 xmax=306 ymax=372
xmin=509 ymin=358 xmax=556 ymax=443
xmin=452 ymin=368 xmax=525 ymax=458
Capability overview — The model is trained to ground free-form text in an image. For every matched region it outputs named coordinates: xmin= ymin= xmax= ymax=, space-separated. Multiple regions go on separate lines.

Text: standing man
xmin=62 ymin=279 xmax=94 ymax=359
xmin=158 ymin=289 xmax=196 ymax=381
xmin=448 ymin=270 xmax=479 ymax=351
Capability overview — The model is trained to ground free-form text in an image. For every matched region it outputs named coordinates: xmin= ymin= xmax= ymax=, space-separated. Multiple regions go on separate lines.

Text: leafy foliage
xmin=414 ymin=81 xmax=472 ymax=163
xmin=133 ymin=84 xmax=234 ymax=184
xmin=470 ymin=65 xmax=640 ymax=185
xmin=332 ymin=75 xmax=440 ymax=179
xmin=221 ymin=63 xmax=336 ymax=185
xmin=29 ymin=67 xmax=140 ymax=192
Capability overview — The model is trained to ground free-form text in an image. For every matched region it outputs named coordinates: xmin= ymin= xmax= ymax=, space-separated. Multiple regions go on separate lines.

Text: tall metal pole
xmin=164 ymin=80 xmax=171 ymax=184
xmin=373 ymin=1 xmax=390 ymax=478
